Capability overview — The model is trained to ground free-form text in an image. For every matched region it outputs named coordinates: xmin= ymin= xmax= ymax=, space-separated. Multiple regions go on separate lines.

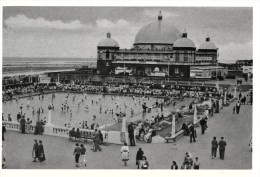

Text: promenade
xmin=2 ymin=100 xmax=252 ymax=169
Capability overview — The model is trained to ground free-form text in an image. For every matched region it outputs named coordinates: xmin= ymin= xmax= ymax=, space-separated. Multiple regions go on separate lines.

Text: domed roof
xmin=174 ymin=31 xmax=196 ymax=48
xmin=98 ymin=32 xmax=119 ymax=47
xmin=198 ymin=37 xmax=217 ymax=50
xmin=134 ymin=11 xmax=182 ymax=45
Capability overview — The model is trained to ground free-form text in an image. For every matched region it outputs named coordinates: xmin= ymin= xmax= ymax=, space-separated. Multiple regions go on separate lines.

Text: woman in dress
xmin=26 ymin=118 xmax=32 ymax=134
xmin=144 ymin=127 xmax=153 ymax=143
xmin=120 ymin=142 xmax=129 ymax=166
xmin=38 ymin=140 xmax=46 ymax=165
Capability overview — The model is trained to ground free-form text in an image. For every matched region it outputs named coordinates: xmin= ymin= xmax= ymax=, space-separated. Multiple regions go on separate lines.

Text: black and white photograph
xmin=1 ymin=0 xmax=259 ymax=176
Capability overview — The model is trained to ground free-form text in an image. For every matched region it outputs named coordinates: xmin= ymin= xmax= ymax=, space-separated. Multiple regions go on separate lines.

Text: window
xmin=106 ymin=50 xmax=110 ymax=59
xmin=174 ymin=68 xmax=179 ymax=74
xmin=184 ymin=51 xmax=188 ymax=62
xmin=176 ymin=51 xmax=179 ymax=62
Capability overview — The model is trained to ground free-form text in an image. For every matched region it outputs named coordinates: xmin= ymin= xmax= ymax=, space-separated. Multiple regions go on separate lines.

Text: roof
xmin=97 ymin=32 xmax=119 ymax=47
xmin=134 ymin=12 xmax=182 ymax=45
xmin=174 ymin=37 xmax=196 ymax=48
xmin=198 ymin=37 xmax=217 ymax=50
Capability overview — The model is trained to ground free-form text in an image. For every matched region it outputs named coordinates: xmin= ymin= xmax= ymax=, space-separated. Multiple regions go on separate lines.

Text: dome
xmin=174 ymin=31 xmax=196 ymax=48
xmin=98 ymin=32 xmax=119 ymax=47
xmin=134 ymin=11 xmax=182 ymax=45
xmin=198 ymin=37 xmax=217 ymax=50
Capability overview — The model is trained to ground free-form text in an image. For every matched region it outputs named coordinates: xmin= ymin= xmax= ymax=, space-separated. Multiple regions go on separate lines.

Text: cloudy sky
xmin=3 ymin=7 xmax=252 ymax=61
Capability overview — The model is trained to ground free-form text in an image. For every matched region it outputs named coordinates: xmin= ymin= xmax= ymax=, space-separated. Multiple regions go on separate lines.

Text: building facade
xmin=97 ymin=11 xmax=219 ymax=79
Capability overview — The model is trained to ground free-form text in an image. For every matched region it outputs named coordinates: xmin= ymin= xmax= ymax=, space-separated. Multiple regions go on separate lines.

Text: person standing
xmin=171 ymin=161 xmax=178 ymax=169
xmin=20 ymin=116 xmax=26 ymax=134
xmin=219 ymin=137 xmax=227 ymax=160
xmin=211 ymin=137 xmax=218 ymax=159
xmin=79 ymin=144 xmax=87 ymax=167
xmin=189 ymin=123 xmax=196 ymax=143
xmin=239 ymin=92 xmax=242 ymax=100
xmin=121 ymin=143 xmax=130 ymax=166
xmin=26 ymin=118 xmax=32 ymax=134
xmin=73 ymin=143 xmax=81 ymax=167
xmin=193 ymin=157 xmax=200 ymax=169
xmin=128 ymin=123 xmax=135 ymax=146
xmin=93 ymin=129 xmax=102 ymax=152
xmin=136 ymin=148 xmax=144 ymax=169
xmin=38 ymin=140 xmax=46 ymax=165
xmin=32 ymin=140 xmax=39 ymax=162
xmin=2 ymin=125 xmax=6 ymax=141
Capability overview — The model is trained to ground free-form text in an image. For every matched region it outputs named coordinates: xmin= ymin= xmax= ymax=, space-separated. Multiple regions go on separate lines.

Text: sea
xmin=2 ymin=57 xmax=97 ymax=77
xmin=2 ymin=57 xmax=96 ymax=66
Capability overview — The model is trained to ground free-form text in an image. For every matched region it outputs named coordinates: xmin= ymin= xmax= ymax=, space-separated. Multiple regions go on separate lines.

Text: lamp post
xmin=124 ymin=58 xmax=126 ymax=83
xmin=171 ymin=114 xmax=175 ymax=137
xmin=168 ymin=59 xmax=170 ymax=81
xmin=20 ymin=105 xmax=23 ymax=116
xmin=47 ymin=105 xmax=52 ymax=125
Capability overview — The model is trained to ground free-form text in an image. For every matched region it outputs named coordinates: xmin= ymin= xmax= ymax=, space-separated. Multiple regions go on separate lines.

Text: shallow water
xmin=2 ymin=93 xmax=162 ymax=128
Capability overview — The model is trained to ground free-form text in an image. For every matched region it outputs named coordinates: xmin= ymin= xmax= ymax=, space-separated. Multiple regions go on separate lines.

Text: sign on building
xmin=195 ymin=57 xmax=212 ymax=61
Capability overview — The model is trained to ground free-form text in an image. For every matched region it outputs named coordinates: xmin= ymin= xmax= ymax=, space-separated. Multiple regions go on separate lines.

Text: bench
xmin=165 ymin=130 xmax=184 ymax=143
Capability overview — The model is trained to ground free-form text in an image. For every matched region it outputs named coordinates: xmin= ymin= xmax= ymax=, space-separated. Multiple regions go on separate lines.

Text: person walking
xmin=171 ymin=161 xmax=178 ymax=169
xmin=189 ymin=123 xmax=196 ymax=143
xmin=219 ymin=137 xmax=227 ymax=160
xmin=128 ymin=123 xmax=135 ymax=146
xmin=136 ymin=148 xmax=144 ymax=169
xmin=141 ymin=156 xmax=149 ymax=169
xmin=73 ymin=143 xmax=81 ymax=167
xmin=2 ymin=125 xmax=6 ymax=141
xmin=193 ymin=157 xmax=200 ymax=169
xmin=211 ymin=137 xmax=218 ymax=159
xmin=38 ymin=140 xmax=46 ymax=165
xmin=199 ymin=117 xmax=207 ymax=135
xmin=79 ymin=144 xmax=87 ymax=167
xmin=121 ymin=142 xmax=130 ymax=166
xmin=32 ymin=139 xmax=39 ymax=162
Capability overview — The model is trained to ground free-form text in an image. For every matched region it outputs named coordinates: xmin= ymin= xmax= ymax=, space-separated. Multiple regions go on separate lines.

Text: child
xmin=194 ymin=157 xmax=200 ymax=169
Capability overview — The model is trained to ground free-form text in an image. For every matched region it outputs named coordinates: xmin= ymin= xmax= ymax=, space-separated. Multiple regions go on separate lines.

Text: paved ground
xmin=2 ymin=99 xmax=252 ymax=169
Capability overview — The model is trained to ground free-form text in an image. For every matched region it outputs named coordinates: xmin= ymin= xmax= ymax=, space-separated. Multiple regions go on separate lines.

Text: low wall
xmin=2 ymin=121 xmax=126 ymax=145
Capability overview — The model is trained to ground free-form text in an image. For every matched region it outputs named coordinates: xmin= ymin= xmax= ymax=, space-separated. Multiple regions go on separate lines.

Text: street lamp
xmin=20 ymin=105 xmax=23 ymax=116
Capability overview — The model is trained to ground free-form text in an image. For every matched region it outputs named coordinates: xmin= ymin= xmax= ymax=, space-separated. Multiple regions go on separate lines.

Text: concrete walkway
xmin=2 ymin=101 xmax=252 ymax=169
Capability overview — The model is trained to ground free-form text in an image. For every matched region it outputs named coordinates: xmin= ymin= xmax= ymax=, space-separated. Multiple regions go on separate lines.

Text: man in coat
xmin=93 ymin=129 xmax=101 ymax=152
xmin=211 ymin=137 xmax=218 ymax=159
xmin=128 ymin=123 xmax=135 ymax=146
xmin=189 ymin=123 xmax=196 ymax=143
xmin=219 ymin=137 xmax=227 ymax=160
xmin=136 ymin=148 xmax=144 ymax=169
xmin=20 ymin=116 xmax=26 ymax=134
xmin=199 ymin=117 xmax=207 ymax=135
xmin=32 ymin=139 xmax=39 ymax=162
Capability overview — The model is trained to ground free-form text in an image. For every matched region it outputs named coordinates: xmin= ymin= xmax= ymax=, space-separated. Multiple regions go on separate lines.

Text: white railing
xmin=2 ymin=121 xmax=125 ymax=144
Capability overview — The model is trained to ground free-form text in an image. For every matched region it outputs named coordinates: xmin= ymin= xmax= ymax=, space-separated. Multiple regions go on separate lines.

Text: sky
xmin=3 ymin=7 xmax=253 ymax=61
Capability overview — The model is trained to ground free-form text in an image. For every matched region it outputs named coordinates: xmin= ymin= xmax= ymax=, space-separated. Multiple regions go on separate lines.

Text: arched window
xmin=106 ymin=50 xmax=110 ymax=59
